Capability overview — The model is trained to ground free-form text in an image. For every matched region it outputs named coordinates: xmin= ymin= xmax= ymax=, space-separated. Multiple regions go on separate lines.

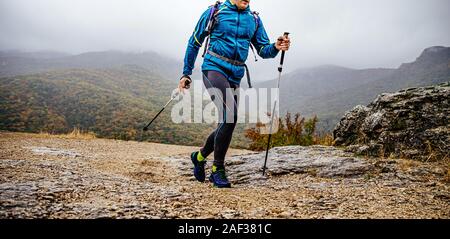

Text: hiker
xmin=179 ymin=0 xmax=291 ymax=188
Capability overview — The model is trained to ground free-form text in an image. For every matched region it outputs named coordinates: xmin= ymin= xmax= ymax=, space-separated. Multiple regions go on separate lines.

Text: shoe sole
xmin=213 ymin=184 xmax=231 ymax=188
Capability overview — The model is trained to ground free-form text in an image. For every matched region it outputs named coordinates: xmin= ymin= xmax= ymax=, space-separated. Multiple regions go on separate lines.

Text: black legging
xmin=200 ymin=70 xmax=239 ymax=168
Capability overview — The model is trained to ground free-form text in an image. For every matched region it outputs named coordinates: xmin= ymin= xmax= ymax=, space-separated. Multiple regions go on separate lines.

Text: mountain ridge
xmin=0 ymin=50 xmax=182 ymax=80
xmin=256 ymin=46 xmax=450 ymax=131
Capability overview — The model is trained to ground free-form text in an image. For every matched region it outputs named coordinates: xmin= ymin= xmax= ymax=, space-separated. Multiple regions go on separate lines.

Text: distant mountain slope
xmin=257 ymin=64 xmax=394 ymax=104
xmin=0 ymin=65 xmax=226 ymax=146
xmin=0 ymin=50 xmax=70 ymax=59
xmin=0 ymin=50 xmax=182 ymax=80
xmin=256 ymin=46 xmax=450 ymax=131
xmin=1 ymin=46 xmax=447 ymax=145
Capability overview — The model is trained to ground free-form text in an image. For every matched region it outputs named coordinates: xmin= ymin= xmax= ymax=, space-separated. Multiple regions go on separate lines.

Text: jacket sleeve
xmin=182 ymin=8 xmax=211 ymax=76
xmin=251 ymin=16 xmax=279 ymax=59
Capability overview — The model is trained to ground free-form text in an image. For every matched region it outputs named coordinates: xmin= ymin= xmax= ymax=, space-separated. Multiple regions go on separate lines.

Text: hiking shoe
xmin=191 ymin=151 xmax=206 ymax=182
xmin=209 ymin=168 xmax=231 ymax=188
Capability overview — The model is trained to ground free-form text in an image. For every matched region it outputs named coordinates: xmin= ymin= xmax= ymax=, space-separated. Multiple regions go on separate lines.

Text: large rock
xmin=333 ymin=83 xmax=449 ymax=160
xmin=175 ymin=146 xmax=372 ymax=184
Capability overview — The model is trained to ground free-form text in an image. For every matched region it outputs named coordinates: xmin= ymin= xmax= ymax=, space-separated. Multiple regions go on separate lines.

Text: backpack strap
xmin=252 ymin=11 xmax=260 ymax=31
xmin=246 ymin=11 xmax=260 ymax=87
xmin=202 ymin=1 xmax=222 ymax=58
xmin=249 ymin=11 xmax=260 ymax=62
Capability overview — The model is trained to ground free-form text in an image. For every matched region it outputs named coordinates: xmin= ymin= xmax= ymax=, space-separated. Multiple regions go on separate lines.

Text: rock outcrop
xmin=333 ymin=83 xmax=449 ymax=160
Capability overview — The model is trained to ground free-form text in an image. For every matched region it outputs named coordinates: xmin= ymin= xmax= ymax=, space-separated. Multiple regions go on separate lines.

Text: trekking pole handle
xmin=278 ymin=32 xmax=290 ymax=72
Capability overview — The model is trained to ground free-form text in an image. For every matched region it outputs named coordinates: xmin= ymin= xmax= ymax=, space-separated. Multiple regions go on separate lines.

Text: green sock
xmin=212 ymin=165 xmax=225 ymax=173
xmin=197 ymin=151 xmax=206 ymax=162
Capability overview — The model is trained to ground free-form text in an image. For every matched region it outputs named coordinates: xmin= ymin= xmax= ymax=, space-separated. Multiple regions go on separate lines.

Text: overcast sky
xmin=1 ymin=0 xmax=449 ymax=80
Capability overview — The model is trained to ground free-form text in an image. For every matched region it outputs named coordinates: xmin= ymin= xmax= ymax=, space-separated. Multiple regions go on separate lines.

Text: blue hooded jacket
xmin=182 ymin=0 xmax=279 ymax=85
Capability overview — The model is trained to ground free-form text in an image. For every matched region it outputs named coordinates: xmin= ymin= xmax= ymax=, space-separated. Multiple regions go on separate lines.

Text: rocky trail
xmin=0 ymin=132 xmax=449 ymax=219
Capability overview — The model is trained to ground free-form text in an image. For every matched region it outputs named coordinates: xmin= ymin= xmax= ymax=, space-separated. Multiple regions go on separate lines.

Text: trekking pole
xmin=262 ymin=32 xmax=290 ymax=176
xmin=143 ymin=80 xmax=191 ymax=131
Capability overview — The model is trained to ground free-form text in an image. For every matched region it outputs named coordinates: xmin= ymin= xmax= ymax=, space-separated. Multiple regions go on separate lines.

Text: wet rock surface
xmin=27 ymin=147 xmax=82 ymax=158
xmin=334 ymin=83 xmax=449 ymax=160
xmin=174 ymin=146 xmax=372 ymax=185
xmin=1 ymin=132 xmax=449 ymax=218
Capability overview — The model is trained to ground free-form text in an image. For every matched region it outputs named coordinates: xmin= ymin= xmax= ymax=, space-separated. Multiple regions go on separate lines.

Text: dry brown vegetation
xmin=245 ymin=113 xmax=334 ymax=151
xmin=38 ymin=128 xmax=97 ymax=140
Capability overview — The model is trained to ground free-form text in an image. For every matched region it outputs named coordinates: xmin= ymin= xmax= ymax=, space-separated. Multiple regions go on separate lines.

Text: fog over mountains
xmin=0 ymin=50 xmax=182 ymax=80
xmin=0 ymin=46 xmax=448 ymax=143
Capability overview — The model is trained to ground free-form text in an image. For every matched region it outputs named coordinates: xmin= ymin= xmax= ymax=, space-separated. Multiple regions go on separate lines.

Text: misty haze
xmin=0 ymin=0 xmax=449 ymax=220
xmin=1 ymin=0 xmax=449 ymax=80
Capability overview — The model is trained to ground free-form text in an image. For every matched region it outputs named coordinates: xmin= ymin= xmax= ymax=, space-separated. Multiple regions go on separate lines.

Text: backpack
xmin=201 ymin=1 xmax=260 ymax=62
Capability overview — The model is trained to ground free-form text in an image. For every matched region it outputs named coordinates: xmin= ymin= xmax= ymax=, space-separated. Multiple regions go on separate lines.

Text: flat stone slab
xmin=26 ymin=147 xmax=82 ymax=158
xmin=174 ymin=146 xmax=372 ymax=184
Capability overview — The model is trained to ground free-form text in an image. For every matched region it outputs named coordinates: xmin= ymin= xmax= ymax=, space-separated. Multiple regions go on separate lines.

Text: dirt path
xmin=0 ymin=132 xmax=448 ymax=218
